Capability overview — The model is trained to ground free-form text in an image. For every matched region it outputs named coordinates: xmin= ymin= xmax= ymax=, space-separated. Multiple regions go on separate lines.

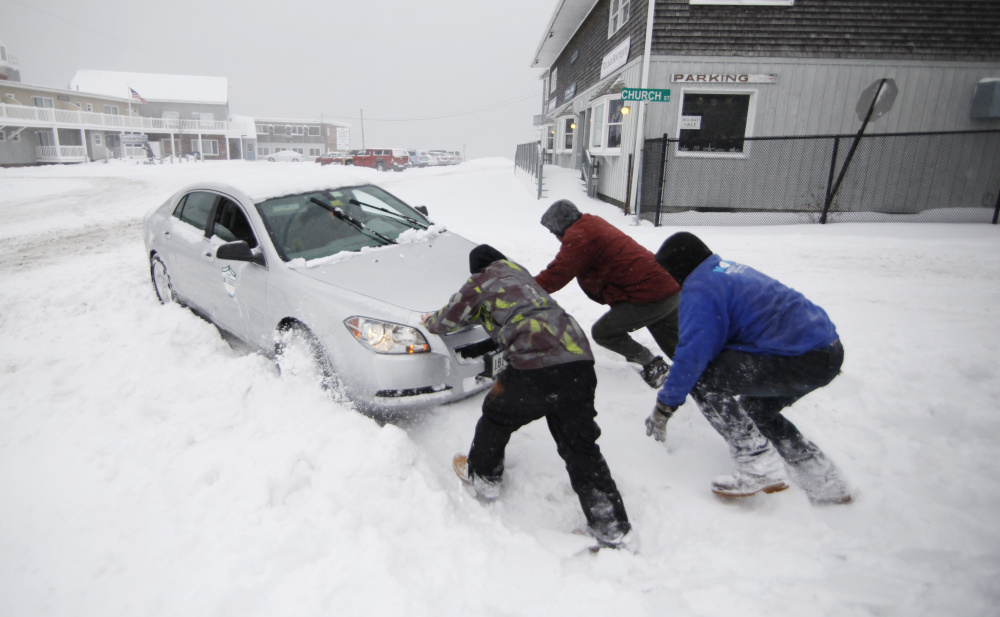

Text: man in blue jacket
xmin=646 ymin=232 xmax=851 ymax=505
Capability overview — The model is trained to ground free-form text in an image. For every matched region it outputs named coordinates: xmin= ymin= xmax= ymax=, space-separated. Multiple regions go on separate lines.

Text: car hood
xmin=289 ymin=231 xmax=477 ymax=312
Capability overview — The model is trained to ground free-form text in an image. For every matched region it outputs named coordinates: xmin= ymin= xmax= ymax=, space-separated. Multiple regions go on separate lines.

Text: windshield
xmin=257 ymin=184 xmax=430 ymax=262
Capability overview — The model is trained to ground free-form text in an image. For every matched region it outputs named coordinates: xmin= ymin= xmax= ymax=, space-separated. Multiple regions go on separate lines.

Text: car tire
xmin=376 ymin=160 xmax=387 ymax=172
xmin=267 ymin=157 xmax=275 ymax=162
xmin=150 ymin=254 xmax=176 ymax=304
xmin=275 ymin=322 xmax=344 ymax=398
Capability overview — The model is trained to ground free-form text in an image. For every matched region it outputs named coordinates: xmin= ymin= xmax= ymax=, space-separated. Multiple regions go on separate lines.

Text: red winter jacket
xmin=535 ymin=214 xmax=680 ymax=305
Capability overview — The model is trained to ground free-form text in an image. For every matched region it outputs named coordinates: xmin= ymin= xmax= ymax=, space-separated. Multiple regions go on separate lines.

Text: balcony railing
xmin=0 ymin=103 xmax=250 ymax=135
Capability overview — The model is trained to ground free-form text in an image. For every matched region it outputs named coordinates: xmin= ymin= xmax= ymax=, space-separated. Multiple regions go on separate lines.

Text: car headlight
xmin=344 ymin=316 xmax=431 ymax=354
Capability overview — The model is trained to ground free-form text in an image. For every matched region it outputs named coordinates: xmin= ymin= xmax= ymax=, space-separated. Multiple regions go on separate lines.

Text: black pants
xmin=691 ymin=341 xmax=844 ymax=464
xmin=468 ymin=361 xmax=630 ymax=537
xmin=591 ymin=296 xmax=680 ymax=366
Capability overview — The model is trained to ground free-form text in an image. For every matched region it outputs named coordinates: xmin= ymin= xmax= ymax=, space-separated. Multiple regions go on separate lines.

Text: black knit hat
xmin=469 ymin=244 xmax=507 ymax=274
xmin=540 ymin=199 xmax=582 ymax=236
xmin=655 ymin=232 xmax=713 ymax=286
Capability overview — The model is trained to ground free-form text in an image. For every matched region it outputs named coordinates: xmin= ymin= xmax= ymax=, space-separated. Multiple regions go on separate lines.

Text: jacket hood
xmin=540 ymin=199 xmax=582 ymax=236
xmin=655 ymin=232 xmax=713 ymax=286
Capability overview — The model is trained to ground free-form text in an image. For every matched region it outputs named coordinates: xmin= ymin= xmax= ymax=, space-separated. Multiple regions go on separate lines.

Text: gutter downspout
xmin=630 ymin=0 xmax=657 ymax=224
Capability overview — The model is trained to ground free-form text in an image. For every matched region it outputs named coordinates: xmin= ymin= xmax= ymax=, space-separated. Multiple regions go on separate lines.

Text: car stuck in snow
xmin=142 ymin=171 xmax=495 ymax=413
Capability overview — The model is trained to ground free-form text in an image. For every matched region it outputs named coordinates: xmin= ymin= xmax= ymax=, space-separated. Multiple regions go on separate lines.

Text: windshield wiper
xmin=349 ymin=198 xmax=428 ymax=230
xmin=309 ymin=197 xmax=396 ymax=246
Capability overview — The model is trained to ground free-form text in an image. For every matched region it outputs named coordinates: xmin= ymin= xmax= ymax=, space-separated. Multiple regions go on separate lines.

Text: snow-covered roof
xmin=68 ymin=70 xmax=228 ymax=104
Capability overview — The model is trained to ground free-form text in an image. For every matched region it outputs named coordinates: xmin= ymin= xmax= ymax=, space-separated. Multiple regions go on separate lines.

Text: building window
xmin=293 ymin=147 xmax=304 ymax=154
xmin=104 ymin=105 xmax=119 ymax=115
xmin=556 ymin=116 xmax=576 ymax=153
xmin=309 ymin=126 xmax=320 ymax=137
xmin=544 ymin=124 xmax=555 ymax=151
xmin=691 ymin=0 xmax=792 ymax=4
xmin=33 ymin=97 xmax=54 ymax=108
xmin=198 ymin=113 xmax=214 ymax=128
xmin=0 ymin=131 xmax=5 ymax=141
xmin=550 ymin=68 xmax=558 ymax=94
xmin=199 ymin=140 xmax=220 ymax=156
xmin=94 ymin=133 xmax=102 ymax=145
xmin=86 ymin=103 xmax=93 ymax=112
xmin=609 ymin=0 xmax=631 ymax=36
xmin=257 ymin=124 xmax=268 ymax=134
xmin=285 ymin=125 xmax=293 ymax=136
xmin=259 ymin=147 xmax=269 ymax=155
xmin=677 ymin=90 xmax=754 ymax=155
xmin=589 ymin=97 xmax=626 ymax=154
xmin=309 ymin=147 xmax=321 ymax=156
xmin=162 ymin=111 xmax=179 ymax=129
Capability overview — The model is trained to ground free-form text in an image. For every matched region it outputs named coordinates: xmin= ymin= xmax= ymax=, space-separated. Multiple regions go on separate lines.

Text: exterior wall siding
xmin=651 ymin=0 xmax=1000 ymax=61
xmin=642 ymin=57 xmax=1000 ymax=140
xmin=544 ymin=0 xmax=650 ymax=115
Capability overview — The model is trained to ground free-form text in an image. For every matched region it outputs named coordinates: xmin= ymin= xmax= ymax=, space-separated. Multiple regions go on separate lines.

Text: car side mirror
xmin=416 ymin=205 xmax=429 ymax=216
xmin=217 ymin=240 xmax=265 ymax=266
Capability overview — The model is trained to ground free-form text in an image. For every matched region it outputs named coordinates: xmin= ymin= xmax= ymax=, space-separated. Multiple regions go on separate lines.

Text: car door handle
xmin=204 ymin=251 xmax=213 ymax=258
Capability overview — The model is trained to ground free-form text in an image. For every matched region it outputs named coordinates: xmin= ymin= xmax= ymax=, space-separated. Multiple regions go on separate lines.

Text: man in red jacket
xmin=535 ymin=200 xmax=681 ymax=388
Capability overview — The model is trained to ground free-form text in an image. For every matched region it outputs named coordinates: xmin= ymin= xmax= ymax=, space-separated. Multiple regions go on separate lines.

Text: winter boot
xmin=578 ymin=523 xmax=635 ymax=551
xmin=712 ymin=445 xmax=789 ymax=497
xmin=453 ymin=454 xmax=501 ymax=501
xmin=787 ymin=451 xmax=852 ymax=505
xmin=640 ymin=356 xmax=670 ymax=388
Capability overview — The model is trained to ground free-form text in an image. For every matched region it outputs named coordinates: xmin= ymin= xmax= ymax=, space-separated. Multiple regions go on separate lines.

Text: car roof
xmin=173 ymin=166 xmax=371 ymax=203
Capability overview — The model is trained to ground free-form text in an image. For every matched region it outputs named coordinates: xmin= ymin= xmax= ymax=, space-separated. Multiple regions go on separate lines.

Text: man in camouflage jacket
xmin=423 ymin=244 xmax=632 ymax=548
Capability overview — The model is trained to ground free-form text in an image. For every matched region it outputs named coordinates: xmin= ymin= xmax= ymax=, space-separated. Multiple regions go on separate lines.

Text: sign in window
xmin=678 ymin=92 xmax=751 ymax=153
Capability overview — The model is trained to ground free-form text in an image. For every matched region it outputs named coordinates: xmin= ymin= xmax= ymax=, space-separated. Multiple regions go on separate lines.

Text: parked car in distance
xmin=266 ymin=150 xmax=304 ymax=162
xmin=424 ymin=152 xmax=441 ymax=166
xmin=142 ymin=172 xmax=495 ymax=413
xmin=429 ymin=150 xmax=458 ymax=165
xmin=407 ymin=150 xmax=430 ymax=168
xmin=351 ymin=148 xmax=409 ymax=171
xmin=315 ymin=151 xmax=352 ymax=166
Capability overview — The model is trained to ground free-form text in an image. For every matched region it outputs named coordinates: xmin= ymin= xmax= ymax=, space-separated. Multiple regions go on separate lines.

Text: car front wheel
xmin=275 ymin=322 xmax=345 ymax=400
xmin=376 ymin=160 xmax=387 ymax=171
xmin=150 ymin=254 xmax=175 ymax=304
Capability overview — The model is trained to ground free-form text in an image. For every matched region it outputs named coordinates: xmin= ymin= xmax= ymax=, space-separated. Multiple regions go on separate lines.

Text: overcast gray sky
xmin=0 ymin=0 xmax=559 ymax=159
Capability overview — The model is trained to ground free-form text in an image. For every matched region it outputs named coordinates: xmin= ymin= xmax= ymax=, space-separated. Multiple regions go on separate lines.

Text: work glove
xmin=645 ymin=400 xmax=677 ymax=443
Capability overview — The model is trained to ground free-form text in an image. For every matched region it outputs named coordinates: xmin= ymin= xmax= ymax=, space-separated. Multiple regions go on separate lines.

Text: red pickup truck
xmin=351 ymin=148 xmax=409 ymax=171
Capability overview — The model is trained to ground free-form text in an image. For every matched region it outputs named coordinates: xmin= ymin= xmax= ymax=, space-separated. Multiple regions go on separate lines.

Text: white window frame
xmin=589 ymin=96 xmax=626 ymax=156
xmin=555 ymin=115 xmax=576 ymax=154
xmin=259 ymin=147 xmax=269 ymax=155
xmin=690 ymin=0 xmax=792 ymax=5
xmin=86 ymin=103 xmax=93 ymax=112
xmin=103 ymin=105 xmax=119 ymax=115
xmin=309 ymin=147 xmax=321 ymax=156
xmin=544 ymin=123 xmax=556 ymax=152
xmin=308 ymin=126 xmax=320 ymax=136
xmin=33 ymin=96 xmax=54 ymax=108
xmin=674 ymin=88 xmax=757 ymax=158
xmin=292 ymin=125 xmax=304 ymax=136
xmin=94 ymin=133 xmax=102 ymax=145
xmin=194 ymin=139 xmax=219 ymax=156
xmin=550 ymin=68 xmax=558 ymax=95
xmin=257 ymin=124 xmax=268 ymax=134
xmin=609 ymin=0 xmax=631 ymax=36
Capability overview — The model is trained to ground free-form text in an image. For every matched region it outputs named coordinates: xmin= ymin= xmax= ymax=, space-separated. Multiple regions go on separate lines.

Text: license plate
xmin=482 ymin=350 xmax=507 ymax=379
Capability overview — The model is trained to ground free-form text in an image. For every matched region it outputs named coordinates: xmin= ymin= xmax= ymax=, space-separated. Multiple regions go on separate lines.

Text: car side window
xmin=212 ymin=198 xmax=259 ymax=249
xmin=175 ymin=191 xmax=217 ymax=233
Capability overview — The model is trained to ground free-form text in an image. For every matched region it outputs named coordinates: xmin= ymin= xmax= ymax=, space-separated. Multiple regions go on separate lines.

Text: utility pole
xmin=360 ymin=108 xmax=365 ymax=150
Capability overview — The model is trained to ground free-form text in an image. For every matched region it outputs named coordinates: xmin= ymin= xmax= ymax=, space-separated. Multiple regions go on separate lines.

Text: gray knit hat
xmin=540 ymin=200 xmax=582 ymax=236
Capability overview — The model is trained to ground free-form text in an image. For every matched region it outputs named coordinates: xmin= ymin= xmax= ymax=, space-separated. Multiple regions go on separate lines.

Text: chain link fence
xmin=639 ymin=130 xmax=1000 ymax=226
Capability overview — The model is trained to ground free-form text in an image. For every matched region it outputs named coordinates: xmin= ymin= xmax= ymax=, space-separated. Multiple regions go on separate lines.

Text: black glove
xmin=458 ymin=338 xmax=499 ymax=359
xmin=645 ymin=400 xmax=677 ymax=443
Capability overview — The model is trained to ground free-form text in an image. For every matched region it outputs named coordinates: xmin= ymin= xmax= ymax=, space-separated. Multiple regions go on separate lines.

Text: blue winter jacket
xmin=657 ymin=255 xmax=839 ymax=408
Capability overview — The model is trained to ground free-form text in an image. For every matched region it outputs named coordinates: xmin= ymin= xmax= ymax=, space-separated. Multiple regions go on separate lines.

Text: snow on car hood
xmin=288 ymin=229 xmax=478 ymax=312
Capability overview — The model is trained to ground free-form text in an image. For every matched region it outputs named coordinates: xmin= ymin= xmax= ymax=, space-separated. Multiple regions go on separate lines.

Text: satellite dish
xmin=856 ymin=78 xmax=898 ymax=122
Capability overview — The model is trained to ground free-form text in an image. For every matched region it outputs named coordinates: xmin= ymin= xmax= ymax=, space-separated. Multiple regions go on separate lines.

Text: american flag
xmin=129 ymin=87 xmax=148 ymax=104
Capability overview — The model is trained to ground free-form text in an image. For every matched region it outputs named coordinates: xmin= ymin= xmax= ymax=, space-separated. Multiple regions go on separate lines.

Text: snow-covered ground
xmin=1 ymin=157 xmax=999 ymax=617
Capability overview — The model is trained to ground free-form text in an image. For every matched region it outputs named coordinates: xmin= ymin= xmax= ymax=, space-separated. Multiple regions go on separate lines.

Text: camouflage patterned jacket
xmin=424 ymin=259 xmax=594 ymax=370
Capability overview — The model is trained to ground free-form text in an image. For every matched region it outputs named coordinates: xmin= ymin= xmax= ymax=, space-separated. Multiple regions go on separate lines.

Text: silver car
xmin=143 ymin=175 xmax=494 ymax=413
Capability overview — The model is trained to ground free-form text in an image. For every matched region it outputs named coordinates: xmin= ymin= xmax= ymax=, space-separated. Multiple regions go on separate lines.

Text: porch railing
xmin=0 ymin=103 xmax=248 ymax=135
xmin=36 ymin=145 xmax=88 ymax=161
